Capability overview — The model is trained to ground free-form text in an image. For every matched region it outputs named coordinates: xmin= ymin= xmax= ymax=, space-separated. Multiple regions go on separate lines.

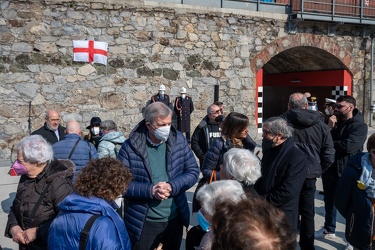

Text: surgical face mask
xmin=181 ymin=94 xmax=186 ymax=99
xmin=159 ymin=90 xmax=165 ymax=95
xmin=325 ymin=108 xmax=331 ymax=115
xmin=150 ymin=124 xmax=171 ymax=142
xmin=91 ymin=127 xmax=100 ymax=135
xmin=11 ymin=160 xmax=28 ymax=175
xmin=114 ymin=195 xmax=123 ymax=208
xmin=198 ymin=210 xmax=211 ymax=232
xmin=262 ymin=136 xmax=276 ymax=152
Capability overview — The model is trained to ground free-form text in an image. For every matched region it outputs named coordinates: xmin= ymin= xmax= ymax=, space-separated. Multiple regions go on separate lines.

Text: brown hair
xmin=367 ymin=133 xmax=375 ymax=153
xmin=74 ymin=157 xmax=132 ymax=201
xmin=212 ymin=197 xmax=296 ymax=250
xmin=221 ymin=112 xmax=249 ymax=140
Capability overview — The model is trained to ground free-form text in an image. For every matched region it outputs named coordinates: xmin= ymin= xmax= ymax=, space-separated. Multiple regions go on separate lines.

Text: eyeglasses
xmin=334 ymin=104 xmax=351 ymax=110
xmin=211 ymin=110 xmax=221 ymax=114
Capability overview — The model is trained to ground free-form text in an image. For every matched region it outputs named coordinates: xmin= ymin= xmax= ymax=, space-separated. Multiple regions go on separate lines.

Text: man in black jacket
xmin=191 ymin=104 xmax=222 ymax=166
xmin=31 ymin=110 xmax=65 ymax=145
xmin=255 ymin=117 xmax=307 ymax=232
xmin=282 ymin=93 xmax=335 ymax=250
xmin=315 ymin=95 xmax=367 ymax=240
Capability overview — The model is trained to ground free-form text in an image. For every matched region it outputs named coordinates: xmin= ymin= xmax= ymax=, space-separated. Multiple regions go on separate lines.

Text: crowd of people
xmin=3 ymin=90 xmax=374 ymax=250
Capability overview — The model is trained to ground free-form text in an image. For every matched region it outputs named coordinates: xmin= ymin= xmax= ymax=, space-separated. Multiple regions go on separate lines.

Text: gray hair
xmin=100 ymin=120 xmax=117 ymax=131
xmin=263 ymin=117 xmax=293 ymax=139
xmin=289 ymin=93 xmax=308 ymax=109
xmin=222 ymin=148 xmax=261 ymax=185
xmin=207 ymin=104 xmax=218 ymax=115
xmin=144 ymin=102 xmax=172 ymax=124
xmin=17 ymin=135 xmax=53 ymax=164
xmin=196 ymin=180 xmax=245 ymax=217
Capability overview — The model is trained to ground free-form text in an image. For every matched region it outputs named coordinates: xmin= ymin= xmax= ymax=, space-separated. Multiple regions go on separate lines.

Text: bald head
xmin=288 ymin=93 xmax=308 ymax=110
xmin=66 ymin=120 xmax=81 ymax=135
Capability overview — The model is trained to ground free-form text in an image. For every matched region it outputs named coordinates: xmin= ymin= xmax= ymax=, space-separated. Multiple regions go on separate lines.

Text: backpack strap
xmin=79 ymin=214 xmax=101 ymax=250
xmin=24 ymin=182 xmax=52 ymax=229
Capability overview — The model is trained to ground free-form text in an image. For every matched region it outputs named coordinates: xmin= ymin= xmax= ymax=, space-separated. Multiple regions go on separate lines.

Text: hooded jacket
xmin=335 ymin=153 xmax=373 ymax=250
xmin=97 ymin=131 xmax=126 ymax=158
xmin=330 ymin=108 xmax=368 ymax=176
xmin=48 ymin=193 xmax=131 ymax=250
xmin=117 ymin=120 xmax=199 ymax=243
xmin=5 ymin=160 xmax=75 ymax=249
xmin=281 ymin=109 xmax=335 ymax=178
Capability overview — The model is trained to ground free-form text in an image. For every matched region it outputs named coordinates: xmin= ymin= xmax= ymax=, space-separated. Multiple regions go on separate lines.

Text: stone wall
xmin=0 ymin=0 xmax=372 ymax=159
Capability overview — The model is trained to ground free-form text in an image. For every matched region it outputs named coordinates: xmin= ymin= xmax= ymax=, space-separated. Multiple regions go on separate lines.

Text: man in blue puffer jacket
xmin=53 ymin=120 xmax=98 ymax=179
xmin=118 ymin=102 xmax=199 ymax=250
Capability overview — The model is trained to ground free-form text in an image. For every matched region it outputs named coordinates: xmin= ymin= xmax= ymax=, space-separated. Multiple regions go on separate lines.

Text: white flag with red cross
xmin=73 ymin=40 xmax=108 ymax=65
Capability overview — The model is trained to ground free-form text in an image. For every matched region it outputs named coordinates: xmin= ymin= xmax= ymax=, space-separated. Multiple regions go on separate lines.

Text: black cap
xmin=86 ymin=117 xmax=101 ymax=129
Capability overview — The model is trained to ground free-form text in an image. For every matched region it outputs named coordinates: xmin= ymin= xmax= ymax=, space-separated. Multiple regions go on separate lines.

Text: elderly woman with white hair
xmin=4 ymin=135 xmax=75 ymax=250
xmin=187 ymin=180 xmax=246 ymax=250
xmin=220 ymin=148 xmax=261 ymax=195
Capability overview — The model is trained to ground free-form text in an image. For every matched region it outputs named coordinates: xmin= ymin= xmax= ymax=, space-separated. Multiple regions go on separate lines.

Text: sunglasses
xmin=333 ymin=104 xmax=345 ymax=109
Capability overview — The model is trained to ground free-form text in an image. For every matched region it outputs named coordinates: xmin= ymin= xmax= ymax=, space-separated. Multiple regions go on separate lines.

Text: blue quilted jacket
xmin=52 ymin=134 xmax=98 ymax=177
xmin=117 ymin=120 xmax=199 ymax=243
xmin=48 ymin=193 xmax=131 ymax=250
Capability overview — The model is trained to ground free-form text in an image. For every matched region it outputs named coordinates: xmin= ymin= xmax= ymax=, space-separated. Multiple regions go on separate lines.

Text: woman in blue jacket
xmin=48 ymin=157 xmax=133 ymax=250
xmin=192 ymin=112 xmax=257 ymax=212
xmin=201 ymin=112 xmax=256 ymax=181
xmin=335 ymin=133 xmax=375 ymax=250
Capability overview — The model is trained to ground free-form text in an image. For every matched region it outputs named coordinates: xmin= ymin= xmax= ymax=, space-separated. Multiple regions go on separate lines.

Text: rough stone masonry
xmin=0 ymin=0 xmax=371 ymax=159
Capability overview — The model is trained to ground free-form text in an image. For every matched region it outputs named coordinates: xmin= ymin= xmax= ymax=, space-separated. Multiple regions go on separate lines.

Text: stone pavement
xmin=1 ymin=127 xmax=374 ymax=249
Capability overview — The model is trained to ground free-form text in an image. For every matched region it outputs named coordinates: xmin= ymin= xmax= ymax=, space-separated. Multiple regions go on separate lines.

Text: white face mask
xmin=325 ymin=108 xmax=330 ymax=115
xmin=159 ymin=90 xmax=165 ymax=95
xmin=114 ymin=196 xmax=123 ymax=208
xmin=181 ymin=94 xmax=186 ymax=99
xmin=151 ymin=125 xmax=171 ymax=142
xmin=91 ymin=127 xmax=100 ymax=135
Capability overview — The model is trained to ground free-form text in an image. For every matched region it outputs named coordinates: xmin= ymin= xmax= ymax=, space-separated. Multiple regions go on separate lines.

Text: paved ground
xmin=1 ymin=127 xmax=374 ymax=249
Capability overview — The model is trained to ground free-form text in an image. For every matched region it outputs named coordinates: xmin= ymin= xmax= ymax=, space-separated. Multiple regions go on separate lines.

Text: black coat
xmin=281 ymin=109 xmax=335 ymax=178
xmin=31 ymin=123 xmax=65 ymax=145
xmin=255 ymin=138 xmax=307 ymax=231
xmin=5 ymin=159 xmax=75 ymax=250
xmin=330 ymin=108 xmax=368 ymax=176
xmin=150 ymin=93 xmax=170 ymax=107
xmin=174 ymin=96 xmax=194 ymax=133
xmin=191 ymin=116 xmax=221 ymax=166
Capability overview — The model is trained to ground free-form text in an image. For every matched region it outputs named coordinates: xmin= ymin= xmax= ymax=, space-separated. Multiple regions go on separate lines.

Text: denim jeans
xmin=299 ymin=178 xmax=317 ymax=250
xmin=321 ymin=167 xmax=339 ymax=233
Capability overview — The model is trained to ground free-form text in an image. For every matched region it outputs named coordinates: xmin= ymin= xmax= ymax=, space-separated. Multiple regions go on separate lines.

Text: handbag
xmin=209 ymin=170 xmax=216 ymax=183
xmin=192 ymin=170 xmax=217 ymax=213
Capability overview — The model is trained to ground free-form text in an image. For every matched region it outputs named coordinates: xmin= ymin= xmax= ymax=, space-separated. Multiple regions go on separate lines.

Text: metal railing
xmin=152 ymin=0 xmax=375 ymax=23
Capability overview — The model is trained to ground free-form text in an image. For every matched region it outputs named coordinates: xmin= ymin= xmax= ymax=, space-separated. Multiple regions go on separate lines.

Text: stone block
xmin=34 ymin=42 xmax=57 ymax=54
xmin=78 ymin=64 xmax=97 ymax=76
xmin=11 ymin=43 xmax=33 ymax=53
